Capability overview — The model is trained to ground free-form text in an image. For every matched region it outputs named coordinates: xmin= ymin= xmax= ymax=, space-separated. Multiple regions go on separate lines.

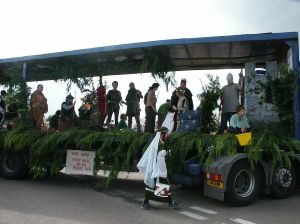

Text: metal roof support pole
xmin=22 ymin=63 xmax=27 ymax=81
xmin=286 ymin=40 xmax=300 ymax=140
xmin=99 ymin=75 xmax=103 ymax=86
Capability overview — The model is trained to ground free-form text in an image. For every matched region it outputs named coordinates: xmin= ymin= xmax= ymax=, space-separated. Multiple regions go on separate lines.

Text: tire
xmin=270 ymin=165 xmax=296 ymax=199
xmin=225 ymin=161 xmax=260 ymax=206
xmin=0 ymin=150 xmax=28 ymax=179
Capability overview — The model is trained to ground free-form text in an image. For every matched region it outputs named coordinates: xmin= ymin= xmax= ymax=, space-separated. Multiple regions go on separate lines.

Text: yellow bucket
xmin=235 ymin=132 xmax=252 ymax=146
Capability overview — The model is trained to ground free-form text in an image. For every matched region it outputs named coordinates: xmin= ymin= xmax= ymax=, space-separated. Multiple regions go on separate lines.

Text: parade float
xmin=0 ymin=32 xmax=300 ymax=206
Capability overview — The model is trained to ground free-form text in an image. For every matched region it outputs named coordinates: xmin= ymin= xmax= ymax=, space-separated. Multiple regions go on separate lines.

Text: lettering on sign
xmin=65 ymin=150 xmax=95 ymax=175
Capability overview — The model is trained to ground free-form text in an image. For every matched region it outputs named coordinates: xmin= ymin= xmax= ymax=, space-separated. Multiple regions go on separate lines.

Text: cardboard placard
xmin=65 ymin=150 xmax=95 ymax=175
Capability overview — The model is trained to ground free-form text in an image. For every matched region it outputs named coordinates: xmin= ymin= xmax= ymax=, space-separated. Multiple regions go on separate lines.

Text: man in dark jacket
xmin=106 ymin=81 xmax=123 ymax=126
xmin=171 ymin=79 xmax=193 ymax=110
xmin=59 ymin=94 xmax=77 ymax=131
xmin=49 ymin=110 xmax=61 ymax=130
xmin=125 ymin=82 xmax=142 ymax=132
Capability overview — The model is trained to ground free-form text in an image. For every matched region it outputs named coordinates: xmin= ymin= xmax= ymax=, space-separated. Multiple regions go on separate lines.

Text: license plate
xmin=207 ymin=179 xmax=224 ymax=189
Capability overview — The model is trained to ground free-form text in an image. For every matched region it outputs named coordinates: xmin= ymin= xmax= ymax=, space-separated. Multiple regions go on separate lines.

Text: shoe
xmin=141 ymin=203 xmax=151 ymax=210
xmin=169 ymin=201 xmax=177 ymax=209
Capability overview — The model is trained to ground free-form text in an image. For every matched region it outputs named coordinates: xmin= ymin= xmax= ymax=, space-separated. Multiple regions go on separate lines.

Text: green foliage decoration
xmin=253 ymin=66 xmax=295 ymax=135
xmin=166 ymin=132 xmax=238 ymax=173
xmin=92 ymin=130 xmax=151 ymax=188
xmin=204 ymin=134 xmax=238 ymax=167
xmin=245 ymin=130 xmax=300 ymax=169
xmin=198 ymin=75 xmax=221 ymax=133
xmin=139 ymin=50 xmax=177 ymax=90
xmin=4 ymin=126 xmax=44 ymax=151
xmin=0 ymin=131 xmax=8 ymax=148
xmin=29 ymin=129 xmax=94 ymax=178
xmin=1 ymin=64 xmax=32 ymax=122
xmin=1 ymin=124 xmax=300 ymax=187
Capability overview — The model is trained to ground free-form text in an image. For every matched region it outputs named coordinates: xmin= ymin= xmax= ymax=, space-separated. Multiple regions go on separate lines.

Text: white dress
xmin=162 ymin=112 xmax=175 ymax=134
xmin=155 ymin=150 xmax=167 ymax=178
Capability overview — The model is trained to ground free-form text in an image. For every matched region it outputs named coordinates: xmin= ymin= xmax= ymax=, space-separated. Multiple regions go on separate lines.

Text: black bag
xmin=144 ymin=92 xmax=148 ymax=105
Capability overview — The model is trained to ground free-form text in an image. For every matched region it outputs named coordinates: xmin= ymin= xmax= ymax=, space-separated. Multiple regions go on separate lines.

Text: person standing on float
xmin=171 ymin=79 xmax=193 ymax=110
xmin=218 ymin=73 xmax=242 ymax=134
xmin=106 ymin=81 xmax=123 ymax=126
xmin=30 ymin=84 xmax=48 ymax=129
xmin=125 ymin=82 xmax=142 ymax=132
xmin=145 ymin=83 xmax=159 ymax=133
xmin=96 ymin=77 xmax=107 ymax=124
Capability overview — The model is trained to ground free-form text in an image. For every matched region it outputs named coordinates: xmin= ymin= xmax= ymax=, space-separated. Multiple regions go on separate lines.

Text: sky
xmin=1 ymin=0 xmax=300 ymax=121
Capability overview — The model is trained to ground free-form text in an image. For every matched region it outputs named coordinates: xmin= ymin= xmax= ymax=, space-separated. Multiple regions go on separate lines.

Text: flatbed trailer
xmin=0 ymin=32 xmax=299 ymax=206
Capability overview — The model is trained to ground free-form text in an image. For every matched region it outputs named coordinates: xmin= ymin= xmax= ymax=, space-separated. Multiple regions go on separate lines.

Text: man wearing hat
xmin=106 ymin=81 xmax=123 ymax=126
xmin=59 ymin=94 xmax=76 ymax=131
xmin=0 ymin=90 xmax=7 ymax=127
xmin=171 ymin=79 xmax=193 ymax=111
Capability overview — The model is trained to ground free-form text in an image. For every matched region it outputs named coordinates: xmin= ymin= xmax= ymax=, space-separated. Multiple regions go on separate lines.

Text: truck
xmin=0 ymin=32 xmax=299 ymax=206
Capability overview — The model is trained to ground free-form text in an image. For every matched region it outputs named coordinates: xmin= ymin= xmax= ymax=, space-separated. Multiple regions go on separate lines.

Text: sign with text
xmin=66 ymin=150 xmax=95 ymax=175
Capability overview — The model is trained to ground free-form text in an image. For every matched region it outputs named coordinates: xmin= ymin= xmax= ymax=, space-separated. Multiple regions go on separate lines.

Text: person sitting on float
xmin=78 ymin=93 xmax=94 ymax=120
xmin=59 ymin=94 xmax=78 ymax=131
xmin=118 ymin=113 xmax=128 ymax=129
xmin=49 ymin=110 xmax=61 ymax=130
xmin=228 ymin=105 xmax=251 ymax=134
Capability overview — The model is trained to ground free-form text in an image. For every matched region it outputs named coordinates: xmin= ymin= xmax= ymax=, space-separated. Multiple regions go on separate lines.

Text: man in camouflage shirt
xmin=106 ymin=81 xmax=123 ymax=126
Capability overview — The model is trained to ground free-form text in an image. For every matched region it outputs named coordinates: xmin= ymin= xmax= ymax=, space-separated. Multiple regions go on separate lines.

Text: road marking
xmin=230 ymin=218 xmax=256 ymax=224
xmin=190 ymin=206 xmax=218 ymax=215
xmin=179 ymin=211 xmax=208 ymax=221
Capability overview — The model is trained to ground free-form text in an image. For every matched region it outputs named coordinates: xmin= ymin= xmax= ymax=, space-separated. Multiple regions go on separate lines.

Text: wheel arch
xmin=205 ymin=154 xmax=267 ymax=190
xmin=204 ymin=153 xmax=266 ymax=202
xmin=0 ymin=149 xmax=29 ymax=179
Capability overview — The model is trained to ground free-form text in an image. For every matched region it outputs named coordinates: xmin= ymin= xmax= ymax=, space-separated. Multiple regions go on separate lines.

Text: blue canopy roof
xmin=0 ymin=32 xmax=298 ymax=82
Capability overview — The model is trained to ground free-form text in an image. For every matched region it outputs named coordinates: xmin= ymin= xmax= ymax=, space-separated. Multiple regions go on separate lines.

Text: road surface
xmin=0 ymin=173 xmax=299 ymax=224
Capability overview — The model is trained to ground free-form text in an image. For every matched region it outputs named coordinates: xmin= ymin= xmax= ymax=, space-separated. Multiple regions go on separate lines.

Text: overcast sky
xmin=1 ymin=0 xmax=300 ymax=58
xmin=0 ymin=0 xmax=300 ymax=120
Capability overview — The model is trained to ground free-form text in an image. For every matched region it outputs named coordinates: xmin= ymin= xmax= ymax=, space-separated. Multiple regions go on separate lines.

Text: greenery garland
xmin=1 ymin=126 xmax=300 ymax=187
xmin=140 ymin=50 xmax=177 ymax=91
xmin=198 ymin=75 xmax=221 ymax=133
xmin=1 ymin=64 xmax=31 ymax=122
xmin=252 ymin=66 xmax=295 ymax=135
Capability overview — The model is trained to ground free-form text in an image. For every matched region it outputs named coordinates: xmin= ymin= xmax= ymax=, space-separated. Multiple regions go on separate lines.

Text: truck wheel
xmin=270 ymin=165 xmax=296 ymax=199
xmin=225 ymin=161 xmax=260 ymax=206
xmin=0 ymin=150 xmax=27 ymax=179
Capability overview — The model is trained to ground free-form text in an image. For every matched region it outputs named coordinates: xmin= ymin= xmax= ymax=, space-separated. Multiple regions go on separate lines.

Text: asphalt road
xmin=0 ymin=173 xmax=299 ymax=224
